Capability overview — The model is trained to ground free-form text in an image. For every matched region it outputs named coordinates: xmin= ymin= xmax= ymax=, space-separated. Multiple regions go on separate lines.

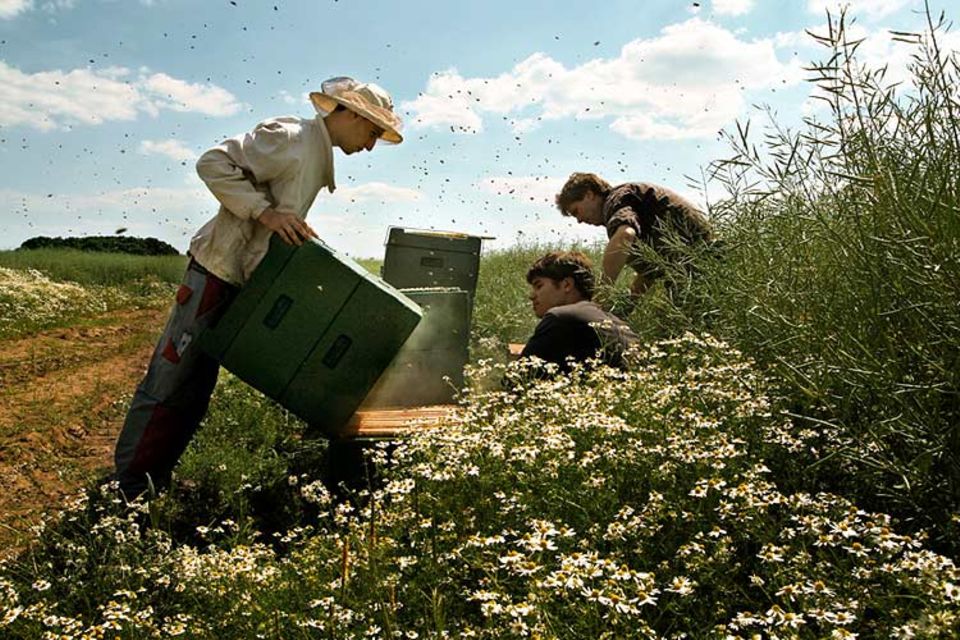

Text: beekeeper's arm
xmin=196 ymin=120 xmax=317 ymax=245
xmin=602 ymin=224 xmax=637 ymax=286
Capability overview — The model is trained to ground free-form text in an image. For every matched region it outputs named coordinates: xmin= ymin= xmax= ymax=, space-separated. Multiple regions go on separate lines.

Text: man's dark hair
xmin=555 ymin=172 xmax=613 ymax=214
xmin=526 ymin=251 xmax=596 ymax=300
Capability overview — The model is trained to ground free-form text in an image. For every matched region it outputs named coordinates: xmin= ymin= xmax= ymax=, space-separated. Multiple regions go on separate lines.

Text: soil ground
xmin=0 ymin=305 xmax=168 ymax=556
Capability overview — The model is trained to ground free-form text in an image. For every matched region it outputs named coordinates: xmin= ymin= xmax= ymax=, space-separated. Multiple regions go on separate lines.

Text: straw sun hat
xmin=310 ymin=77 xmax=403 ymax=144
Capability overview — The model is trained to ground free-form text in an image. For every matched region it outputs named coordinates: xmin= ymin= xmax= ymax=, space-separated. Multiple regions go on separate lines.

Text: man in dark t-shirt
xmin=520 ymin=251 xmax=638 ymax=373
xmin=555 ymin=172 xmax=713 ymax=304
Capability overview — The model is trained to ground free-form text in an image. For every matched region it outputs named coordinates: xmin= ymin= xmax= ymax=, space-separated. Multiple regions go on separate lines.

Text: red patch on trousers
xmin=127 ymin=404 xmax=181 ymax=474
xmin=176 ymin=284 xmax=193 ymax=305
xmin=161 ymin=337 xmax=181 ymax=364
xmin=195 ymin=274 xmax=230 ymax=319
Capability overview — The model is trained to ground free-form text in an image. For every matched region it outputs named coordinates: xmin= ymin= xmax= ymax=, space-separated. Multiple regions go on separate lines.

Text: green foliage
xmin=19 ymin=235 xmax=180 ymax=256
xmin=355 ymin=257 xmax=383 ymax=275
xmin=165 ymin=373 xmax=325 ymax=543
xmin=2 ymin=338 xmax=958 ymax=638
xmin=652 ymin=11 xmax=960 ymax=552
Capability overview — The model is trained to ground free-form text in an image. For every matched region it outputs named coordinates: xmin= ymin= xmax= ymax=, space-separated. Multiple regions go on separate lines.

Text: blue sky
xmin=0 ymin=0 xmax=954 ymax=258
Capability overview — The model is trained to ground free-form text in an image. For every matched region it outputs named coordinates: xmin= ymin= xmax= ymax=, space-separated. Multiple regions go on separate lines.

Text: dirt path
xmin=0 ymin=305 xmax=168 ymax=553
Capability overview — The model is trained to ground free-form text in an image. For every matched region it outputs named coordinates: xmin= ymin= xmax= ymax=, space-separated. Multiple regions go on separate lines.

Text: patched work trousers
xmin=114 ymin=260 xmax=239 ymax=498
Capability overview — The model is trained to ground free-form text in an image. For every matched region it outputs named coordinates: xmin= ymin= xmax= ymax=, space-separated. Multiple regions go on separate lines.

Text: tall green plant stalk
xmin=693 ymin=6 xmax=960 ymax=553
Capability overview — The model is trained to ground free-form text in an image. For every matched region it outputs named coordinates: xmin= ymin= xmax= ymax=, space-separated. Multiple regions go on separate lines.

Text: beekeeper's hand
xmin=257 ymin=208 xmax=318 ymax=246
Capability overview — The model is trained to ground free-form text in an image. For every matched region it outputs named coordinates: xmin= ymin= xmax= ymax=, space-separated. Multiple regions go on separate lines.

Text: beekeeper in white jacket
xmin=114 ymin=77 xmax=404 ymax=498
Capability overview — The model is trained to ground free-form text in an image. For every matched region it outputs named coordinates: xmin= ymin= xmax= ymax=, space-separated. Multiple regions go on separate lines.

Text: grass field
xmin=0 ymin=250 xmax=184 ymax=339
xmin=0 ymin=248 xmax=187 ymax=287
xmin=1 ymin=12 xmax=959 ymax=639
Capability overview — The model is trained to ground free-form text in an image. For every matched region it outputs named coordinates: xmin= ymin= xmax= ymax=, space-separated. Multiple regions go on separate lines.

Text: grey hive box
xmin=381 ymin=227 xmax=484 ymax=299
xmin=362 ymin=287 xmax=470 ymax=408
xmin=197 ymin=234 xmax=422 ymax=436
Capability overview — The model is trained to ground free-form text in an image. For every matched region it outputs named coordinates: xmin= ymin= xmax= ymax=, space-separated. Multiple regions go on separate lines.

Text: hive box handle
xmin=420 ymin=256 xmax=444 ymax=268
xmin=263 ymin=295 xmax=294 ymax=330
xmin=322 ymin=334 xmax=353 ymax=369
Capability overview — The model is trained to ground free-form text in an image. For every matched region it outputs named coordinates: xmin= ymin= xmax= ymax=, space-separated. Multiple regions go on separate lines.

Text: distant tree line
xmin=18 ymin=236 xmax=181 ymax=256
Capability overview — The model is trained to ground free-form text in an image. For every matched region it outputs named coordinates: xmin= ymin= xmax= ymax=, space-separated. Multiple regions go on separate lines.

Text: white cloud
xmin=403 ymin=18 xmax=803 ymax=141
xmin=331 ymin=182 xmax=423 ymax=203
xmin=712 ymin=0 xmax=754 ymax=17
xmin=0 ymin=0 xmax=31 ymax=19
xmin=806 ymin=0 xmax=917 ymax=21
xmin=0 ymin=63 xmax=141 ymax=130
xmin=610 ymin=113 xmax=708 ymax=141
xmin=772 ymin=29 xmax=812 ymax=49
xmin=48 ymin=187 xmax=207 ymax=216
xmin=853 ymin=25 xmax=916 ymax=84
xmin=2 ymin=186 xmax=207 ymax=213
xmin=0 ymin=61 xmax=242 ymax=130
xmin=40 ymin=0 xmax=73 ymax=13
xmin=2 ymin=0 xmax=159 ymax=19
xmin=139 ymin=139 xmax=197 ymax=162
xmin=404 ymin=72 xmax=487 ymax=133
xmin=476 ymin=175 xmax=564 ymax=206
xmin=278 ymin=90 xmax=300 ymax=105
xmin=141 ymin=73 xmax=241 ymax=117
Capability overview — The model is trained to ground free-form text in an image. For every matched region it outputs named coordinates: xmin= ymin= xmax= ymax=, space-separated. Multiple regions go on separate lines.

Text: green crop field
xmin=1 ymin=14 xmax=959 ymax=639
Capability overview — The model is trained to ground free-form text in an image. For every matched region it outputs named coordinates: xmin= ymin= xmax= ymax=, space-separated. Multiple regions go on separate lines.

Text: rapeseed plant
xmin=676 ymin=7 xmax=960 ymax=552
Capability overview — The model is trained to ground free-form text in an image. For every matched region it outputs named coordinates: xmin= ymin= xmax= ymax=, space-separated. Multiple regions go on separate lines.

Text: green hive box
xmin=381 ymin=227 xmax=484 ymax=298
xmin=362 ymin=288 xmax=470 ymax=408
xmin=197 ymin=235 xmax=422 ymax=436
